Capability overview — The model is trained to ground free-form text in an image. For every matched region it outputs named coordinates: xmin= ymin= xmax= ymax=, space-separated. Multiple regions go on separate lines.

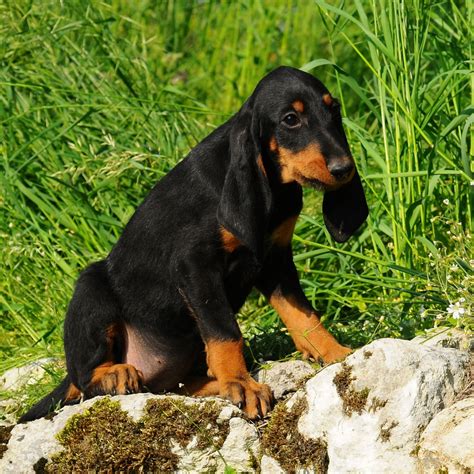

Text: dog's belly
xmin=124 ymin=324 xmax=198 ymax=392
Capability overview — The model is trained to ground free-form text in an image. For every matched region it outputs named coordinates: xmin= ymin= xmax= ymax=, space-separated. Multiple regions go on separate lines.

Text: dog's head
xmin=217 ymin=66 xmax=368 ymax=257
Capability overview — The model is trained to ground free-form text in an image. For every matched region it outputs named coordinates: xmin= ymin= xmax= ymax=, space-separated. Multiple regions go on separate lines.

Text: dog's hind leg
xmin=19 ymin=261 xmax=143 ymax=422
xmin=64 ymin=260 xmax=143 ymax=399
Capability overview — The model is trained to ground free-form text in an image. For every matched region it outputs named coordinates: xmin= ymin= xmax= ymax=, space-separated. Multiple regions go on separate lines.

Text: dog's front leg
xmin=178 ymin=257 xmax=272 ymax=419
xmin=257 ymin=245 xmax=351 ymax=364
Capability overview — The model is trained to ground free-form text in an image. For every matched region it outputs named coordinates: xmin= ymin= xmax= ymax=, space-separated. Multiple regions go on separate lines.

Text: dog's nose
xmin=327 ymin=160 xmax=354 ymax=181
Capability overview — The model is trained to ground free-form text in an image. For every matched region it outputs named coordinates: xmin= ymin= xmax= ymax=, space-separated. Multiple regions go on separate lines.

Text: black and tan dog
xmin=20 ymin=66 xmax=368 ymax=422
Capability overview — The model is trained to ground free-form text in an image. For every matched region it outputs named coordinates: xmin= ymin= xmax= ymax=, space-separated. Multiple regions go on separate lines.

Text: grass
xmin=0 ymin=0 xmax=472 ymax=418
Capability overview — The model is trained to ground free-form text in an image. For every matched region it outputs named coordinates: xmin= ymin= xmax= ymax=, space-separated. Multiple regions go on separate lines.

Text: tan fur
xmin=269 ymin=293 xmax=351 ymax=363
xmin=271 ymin=216 xmax=298 ymax=247
xmin=220 ymin=226 xmax=241 ymax=253
xmin=257 ymin=154 xmax=267 ymax=176
xmin=292 ymin=100 xmax=304 ymax=112
xmin=89 ymin=362 xmax=143 ymax=394
xmin=206 ymin=339 xmax=248 ymax=381
xmin=64 ymin=383 xmax=81 ymax=402
xmin=205 ymin=339 xmax=272 ymax=418
xmin=323 ymin=93 xmax=333 ymax=106
xmin=271 ymin=138 xmax=354 ymax=188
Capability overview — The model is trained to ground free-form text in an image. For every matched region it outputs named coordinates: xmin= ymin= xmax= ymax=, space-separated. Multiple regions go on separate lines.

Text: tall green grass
xmin=1 ymin=0 xmax=472 ymax=393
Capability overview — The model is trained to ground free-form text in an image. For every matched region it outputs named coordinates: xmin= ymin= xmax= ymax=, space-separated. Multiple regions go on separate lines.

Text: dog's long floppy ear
xmin=217 ymin=103 xmax=272 ymax=259
xmin=323 ymin=168 xmax=368 ymax=243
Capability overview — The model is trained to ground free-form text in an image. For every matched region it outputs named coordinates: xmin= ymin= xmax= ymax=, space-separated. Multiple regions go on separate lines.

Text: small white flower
xmin=450 ymin=264 xmax=459 ymax=272
xmin=447 ymin=301 xmax=466 ymax=319
xmin=443 ymin=198 xmax=450 ymax=205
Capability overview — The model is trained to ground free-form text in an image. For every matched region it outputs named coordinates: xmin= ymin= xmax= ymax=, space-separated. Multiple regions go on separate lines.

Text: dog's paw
xmin=320 ymin=344 xmax=352 ymax=364
xmin=87 ymin=363 xmax=144 ymax=396
xmin=220 ymin=377 xmax=273 ymax=419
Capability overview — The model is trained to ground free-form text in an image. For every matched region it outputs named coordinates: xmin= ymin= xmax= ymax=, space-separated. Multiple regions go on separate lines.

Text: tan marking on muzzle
xmin=278 ymin=143 xmax=340 ymax=187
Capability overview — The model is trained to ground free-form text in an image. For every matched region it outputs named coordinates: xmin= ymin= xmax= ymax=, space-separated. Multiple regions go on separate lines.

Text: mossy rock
xmin=261 ymin=395 xmax=328 ymax=473
xmin=46 ymin=397 xmax=230 ymax=472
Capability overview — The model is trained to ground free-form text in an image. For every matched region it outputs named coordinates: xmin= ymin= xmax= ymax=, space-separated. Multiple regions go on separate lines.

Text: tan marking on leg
xmin=206 ymin=339 xmax=273 ymax=419
xmin=292 ymin=100 xmax=304 ymax=112
xmin=323 ymin=93 xmax=333 ymax=106
xmin=220 ymin=226 xmax=241 ymax=253
xmin=64 ymin=383 xmax=81 ymax=402
xmin=206 ymin=339 xmax=248 ymax=381
xmin=269 ymin=293 xmax=351 ymax=363
xmin=177 ymin=376 xmax=220 ymax=397
xmin=271 ymin=216 xmax=298 ymax=247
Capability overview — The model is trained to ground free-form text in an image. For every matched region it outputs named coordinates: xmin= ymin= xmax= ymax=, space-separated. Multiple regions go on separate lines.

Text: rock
xmin=0 ymin=394 xmax=259 ymax=473
xmin=298 ymin=338 xmax=470 ymax=473
xmin=260 ymin=454 xmax=285 ymax=473
xmin=0 ymin=358 xmax=58 ymax=391
xmin=2 ymin=338 xmax=472 ymax=473
xmin=255 ymin=360 xmax=317 ymax=400
xmin=417 ymin=397 xmax=474 ymax=473
xmin=412 ymin=327 xmax=474 ymax=352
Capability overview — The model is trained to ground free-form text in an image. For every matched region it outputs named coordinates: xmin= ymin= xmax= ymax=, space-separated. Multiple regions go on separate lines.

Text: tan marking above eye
xmin=292 ymin=100 xmax=304 ymax=113
xmin=271 ymin=216 xmax=298 ymax=247
xmin=323 ymin=93 xmax=333 ymax=106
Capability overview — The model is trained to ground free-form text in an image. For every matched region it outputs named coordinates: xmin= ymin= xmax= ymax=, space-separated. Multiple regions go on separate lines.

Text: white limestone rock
xmin=256 ymin=360 xmax=317 ymax=400
xmin=417 ymin=397 xmax=474 ymax=473
xmin=298 ymin=338 xmax=470 ymax=474
xmin=412 ymin=327 xmax=474 ymax=352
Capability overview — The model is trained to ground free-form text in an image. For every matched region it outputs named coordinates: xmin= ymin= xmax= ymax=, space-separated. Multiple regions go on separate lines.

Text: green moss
xmin=261 ymin=398 xmax=328 ymax=474
xmin=46 ymin=397 xmax=229 ymax=472
xmin=333 ymin=363 xmax=370 ymax=416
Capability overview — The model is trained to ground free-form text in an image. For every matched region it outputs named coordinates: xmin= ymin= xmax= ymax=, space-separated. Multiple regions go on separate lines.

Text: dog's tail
xmin=18 ymin=375 xmax=79 ymax=423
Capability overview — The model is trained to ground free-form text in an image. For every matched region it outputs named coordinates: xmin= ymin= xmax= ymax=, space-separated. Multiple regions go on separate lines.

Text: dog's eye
xmin=282 ymin=113 xmax=300 ymax=128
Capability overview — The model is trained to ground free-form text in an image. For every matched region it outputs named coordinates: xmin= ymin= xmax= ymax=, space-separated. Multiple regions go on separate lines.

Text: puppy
xmin=20 ymin=66 xmax=367 ymax=422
